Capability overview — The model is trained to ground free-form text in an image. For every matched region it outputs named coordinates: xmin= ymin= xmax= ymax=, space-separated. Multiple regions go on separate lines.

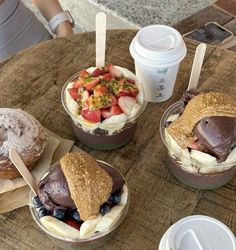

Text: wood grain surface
xmin=0 ymin=30 xmax=235 ymax=250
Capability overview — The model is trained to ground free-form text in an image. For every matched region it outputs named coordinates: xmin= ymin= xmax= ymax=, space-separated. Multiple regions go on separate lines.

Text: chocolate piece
xmin=194 ymin=116 xmax=236 ymax=162
xmin=38 ymin=165 xmax=76 ymax=211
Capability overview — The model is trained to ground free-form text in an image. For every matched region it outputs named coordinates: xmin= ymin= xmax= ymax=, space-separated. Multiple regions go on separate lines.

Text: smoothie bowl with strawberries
xmin=29 ymin=152 xmax=129 ymax=250
xmin=61 ymin=64 xmax=147 ymax=150
xmin=160 ymin=92 xmax=236 ymax=189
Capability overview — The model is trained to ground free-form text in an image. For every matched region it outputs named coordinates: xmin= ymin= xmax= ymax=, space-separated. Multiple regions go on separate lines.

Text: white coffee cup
xmin=130 ymin=25 xmax=187 ymax=102
xmin=159 ymin=215 xmax=236 ymax=250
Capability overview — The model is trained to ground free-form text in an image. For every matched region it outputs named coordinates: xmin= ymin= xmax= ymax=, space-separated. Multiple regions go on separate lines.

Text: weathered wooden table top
xmin=0 ymin=30 xmax=235 ymax=250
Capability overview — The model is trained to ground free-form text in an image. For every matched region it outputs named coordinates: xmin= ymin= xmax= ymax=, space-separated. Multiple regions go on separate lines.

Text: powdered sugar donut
xmin=0 ymin=108 xmax=47 ymax=179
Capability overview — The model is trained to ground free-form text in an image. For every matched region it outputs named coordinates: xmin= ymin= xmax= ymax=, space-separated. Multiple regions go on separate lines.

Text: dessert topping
xmin=60 ymin=152 xmax=113 ymax=221
xmin=167 ymin=92 xmax=236 ymax=148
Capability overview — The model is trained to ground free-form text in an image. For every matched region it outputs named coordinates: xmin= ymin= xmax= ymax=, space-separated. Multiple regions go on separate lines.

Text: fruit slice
xmin=118 ymin=96 xmax=136 ymax=115
xmin=40 ymin=216 xmax=80 ymax=238
xmin=92 ymin=68 xmax=107 ymax=77
xmin=84 ymin=78 xmax=100 ymax=91
xmin=225 ymin=147 xmax=236 ymax=164
xmin=100 ymin=113 xmax=127 ymax=132
xmin=80 ymin=109 xmax=101 ymax=123
xmin=68 ymin=88 xmax=79 ymax=101
xmin=103 ymin=73 xmax=113 ymax=81
xmin=101 ymin=105 xmax=122 ymax=119
xmin=80 ymin=214 xmax=102 ymax=237
xmin=128 ymin=102 xmax=141 ymax=119
xmin=79 ymin=69 xmax=89 ymax=77
xmin=166 ymin=114 xmax=179 ymax=123
xmin=95 ymin=205 xmax=124 ymax=232
xmin=120 ymin=185 xmax=128 ymax=205
xmin=108 ymin=64 xmax=124 ymax=78
xmin=73 ymin=79 xmax=84 ymax=89
xmin=190 ymin=149 xmax=217 ymax=165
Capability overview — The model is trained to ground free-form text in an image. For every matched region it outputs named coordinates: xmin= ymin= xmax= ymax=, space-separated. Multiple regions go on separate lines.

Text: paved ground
xmin=22 ymin=0 xmax=215 ymax=34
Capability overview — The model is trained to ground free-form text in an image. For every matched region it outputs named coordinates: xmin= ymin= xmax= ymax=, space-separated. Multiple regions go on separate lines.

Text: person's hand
xmin=56 ymin=21 xmax=74 ymax=37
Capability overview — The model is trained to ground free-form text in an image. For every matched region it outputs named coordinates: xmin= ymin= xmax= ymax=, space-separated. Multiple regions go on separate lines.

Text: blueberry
xmin=70 ymin=210 xmax=81 ymax=222
xmin=108 ymin=191 xmax=121 ymax=204
xmin=52 ymin=208 xmax=66 ymax=220
xmin=32 ymin=196 xmax=42 ymax=208
xmin=37 ymin=207 xmax=50 ymax=218
xmin=100 ymin=203 xmax=111 ymax=215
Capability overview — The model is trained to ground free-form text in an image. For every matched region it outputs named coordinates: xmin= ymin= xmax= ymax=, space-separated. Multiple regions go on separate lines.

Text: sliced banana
xmin=190 ymin=149 xmax=217 ymax=165
xmin=166 ymin=114 xmax=179 ymax=123
xmin=80 ymin=214 xmax=102 ymax=237
xmin=100 ymin=113 xmax=127 ymax=133
xmin=165 ymin=130 xmax=183 ymax=156
xmin=78 ymin=115 xmax=101 ymax=131
xmin=128 ymin=103 xmax=141 ymax=120
xmin=225 ymin=147 xmax=236 ymax=164
xmin=40 ymin=216 xmax=80 ymax=238
xmin=95 ymin=205 xmax=124 ymax=232
xmin=120 ymin=184 xmax=128 ymax=205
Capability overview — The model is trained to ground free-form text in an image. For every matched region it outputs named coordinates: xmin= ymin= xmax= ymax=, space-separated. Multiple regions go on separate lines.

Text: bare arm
xmin=32 ymin=0 xmax=73 ymax=37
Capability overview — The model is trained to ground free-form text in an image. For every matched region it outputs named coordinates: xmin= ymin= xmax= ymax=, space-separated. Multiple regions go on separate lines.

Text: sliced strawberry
xmin=73 ymin=79 xmax=84 ymax=89
xmin=117 ymin=90 xmax=130 ymax=98
xmin=101 ymin=108 xmax=112 ymax=119
xmin=111 ymin=95 xmax=117 ymax=105
xmin=118 ymin=96 xmax=136 ymax=115
xmin=111 ymin=105 xmax=122 ymax=115
xmin=84 ymin=78 xmax=100 ymax=91
xmin=92 ymin=67 xmax=108 ymax=77
xmin=79 ymin=69 xmax=89 ymax=77
xmin=108 ymin=64 xmax=124 ymax=78
xmin=64 ymin=219 xmax=81 ymax=231
xmin=81 ymin=109 xmax=101 ymax=123
xmin=103 ymin=73 xmax=113 ymax=81
xmin=126 ymin=78 xmax=136 ymax=84
xmin=68 ymin=88 xmax=79 ymax=101
xmin=101 ymin=105 xmax=122 ymax=119
xmin=130 ymin=88 xmax=139 ymax=98
xmin=94 ymin=85 xmax=108 ymax=96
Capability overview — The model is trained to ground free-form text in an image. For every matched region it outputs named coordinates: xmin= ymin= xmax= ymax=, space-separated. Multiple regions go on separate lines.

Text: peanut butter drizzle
xmin=60 ymin=152 xmax=112 ymax=221
xmin=166 ymin=92 xmax=236 ymax=148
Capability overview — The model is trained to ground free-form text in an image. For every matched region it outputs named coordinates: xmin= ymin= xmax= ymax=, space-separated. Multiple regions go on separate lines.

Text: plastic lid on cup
xmin=130 ymin=25 xmax=187 ymax=67
xmin=164 ymin=215 xmax=236 ymax=250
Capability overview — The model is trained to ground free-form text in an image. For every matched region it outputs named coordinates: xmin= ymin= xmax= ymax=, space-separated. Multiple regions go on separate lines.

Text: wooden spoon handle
xmin=96 ymin=12 xmax=106 ymax=68
xmin=187 ymin=43 xmax=206 ymax=92
xmin=9 ymin=147 xmax=38 ymax=196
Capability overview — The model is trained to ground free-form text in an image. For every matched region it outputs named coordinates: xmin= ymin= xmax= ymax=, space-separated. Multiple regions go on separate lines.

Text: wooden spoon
xmin=187 ymin=43 xmax=207 ymax=92
xmin=9 ymin=147 xmax=38 ymax=196
xmin=96 ymin=12 xmax=107 ymax=68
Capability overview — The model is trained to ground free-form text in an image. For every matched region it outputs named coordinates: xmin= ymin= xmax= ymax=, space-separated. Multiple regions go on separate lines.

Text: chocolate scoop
xmin=37 ymin=164 xmax=76 ymax=211
xmin=194 ymin=116 xmax=236 ymax=162
xmin=38 ymin=161 xmax=125 ymax=212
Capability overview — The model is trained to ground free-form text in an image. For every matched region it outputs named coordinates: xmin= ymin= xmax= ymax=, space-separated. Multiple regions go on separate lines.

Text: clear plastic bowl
xmin=29 ymin=160 xmax=130 ymax=250
xmin=160 ymin=101 xmax=236 ymax=189
xmin=61 ymin=68 xmax=147 ymax=150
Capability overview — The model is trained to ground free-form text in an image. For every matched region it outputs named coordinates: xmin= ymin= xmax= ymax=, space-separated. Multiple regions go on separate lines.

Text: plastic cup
xmin=61 ymin=66 xmax=147 ymax=150
xmin=29 ymin=160 xmax=130 ymax=250
xmin=160 ymin=101 xmax=236 ymax=189
xmin=159 ymin=215 xmax=236 ymax=250
xmin=130 ymin=25 xmax=187 ymax=102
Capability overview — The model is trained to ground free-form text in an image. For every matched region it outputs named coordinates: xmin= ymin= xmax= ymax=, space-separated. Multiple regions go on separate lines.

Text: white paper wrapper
xmin=0 ymin=130 xmax=74 ymax=213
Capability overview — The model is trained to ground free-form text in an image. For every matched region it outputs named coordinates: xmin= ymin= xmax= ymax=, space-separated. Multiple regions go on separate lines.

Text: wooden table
xmin=0 ymin=30 xmax=235 ymax=250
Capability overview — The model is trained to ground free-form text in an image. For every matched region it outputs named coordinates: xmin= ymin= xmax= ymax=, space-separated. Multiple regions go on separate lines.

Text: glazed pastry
xmin=0 ymin=108 xmax=47 ymax=179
